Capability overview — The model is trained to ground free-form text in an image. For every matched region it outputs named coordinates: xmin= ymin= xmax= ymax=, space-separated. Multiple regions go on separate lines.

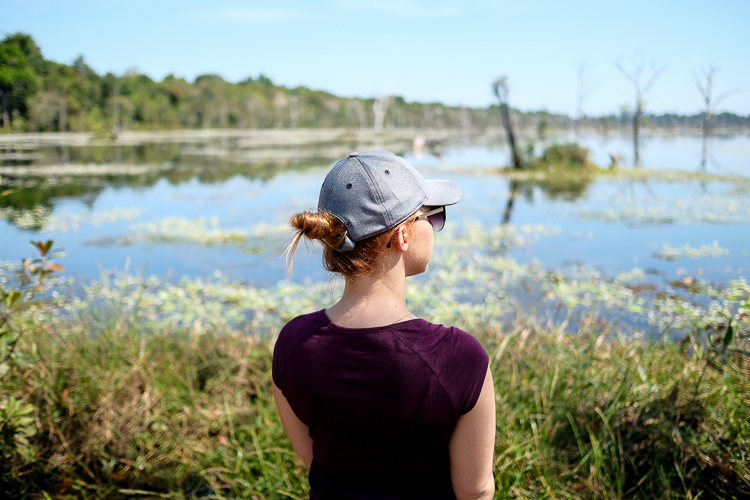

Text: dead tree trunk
xmin=289 ymin=94 xmax=299 ymax=129
xmin=0 ymin=88 xmax=10 ymax=128
xmin=632 ymin=101 xmax=641 ymax=166
xmin=112 ymin=84 xmax=120 ymax=134
xmin=616 ymin=56 xmax=663 ymax=167
xmin=58 ymin=92 xmax=67 ymax=132
xmin=373 ymin=96 xmax=394 ymax=133
xmin=574 ymin=63 xmax=589 ymax=139
xmin=492 ymin=77 xmax=522 ymax=169
xmin=695 ymin=65 xmax=738 ymax=171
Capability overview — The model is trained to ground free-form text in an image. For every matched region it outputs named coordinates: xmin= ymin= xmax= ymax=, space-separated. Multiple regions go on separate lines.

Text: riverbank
xmin=3 ymin=308 xmax=748 ymax=499
xmin=1 ymin=126 xmax=747 ymax=149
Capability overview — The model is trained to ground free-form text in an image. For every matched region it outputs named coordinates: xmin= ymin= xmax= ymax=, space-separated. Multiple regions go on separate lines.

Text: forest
xmin=1 ymin=33 xmax=748 ymax=135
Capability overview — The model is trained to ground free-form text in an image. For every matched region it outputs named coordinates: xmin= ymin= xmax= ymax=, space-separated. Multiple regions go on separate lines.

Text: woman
xmin=273 ymin=150 xmax=495 ymax=499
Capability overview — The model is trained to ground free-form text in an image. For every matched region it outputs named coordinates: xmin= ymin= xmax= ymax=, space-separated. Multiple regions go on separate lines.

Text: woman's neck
xmin=326 ymin=265 xmax=413 ymax=328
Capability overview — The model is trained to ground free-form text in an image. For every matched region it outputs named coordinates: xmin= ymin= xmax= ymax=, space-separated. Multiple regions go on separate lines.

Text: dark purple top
xmin=272 ymin=309 xmax=489 ymax=500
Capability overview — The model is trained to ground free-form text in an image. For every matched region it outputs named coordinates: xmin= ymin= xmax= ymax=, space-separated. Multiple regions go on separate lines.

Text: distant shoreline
xmin=1 ymin=125 xmax=748 ymax=148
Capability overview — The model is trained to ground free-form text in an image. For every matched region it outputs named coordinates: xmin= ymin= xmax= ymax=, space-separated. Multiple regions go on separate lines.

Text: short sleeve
xmin=438 ymin=328 xmax=489 ymax=415
xmin=272 ymin=309 xmax=329 ymax=404
xmin=271 ymin=329 xmax=288 ymax=390
xmin=272 ymin=310 xmax=322 ymax=391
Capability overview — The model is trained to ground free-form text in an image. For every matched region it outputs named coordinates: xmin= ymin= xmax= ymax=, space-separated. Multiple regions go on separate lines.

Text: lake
xmin=1 ymin=129 xmax=748 ymax=335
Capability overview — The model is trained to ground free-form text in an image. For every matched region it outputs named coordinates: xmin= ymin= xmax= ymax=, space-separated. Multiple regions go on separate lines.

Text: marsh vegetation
xmin=1 ymin=131 xmax=749 ymax=498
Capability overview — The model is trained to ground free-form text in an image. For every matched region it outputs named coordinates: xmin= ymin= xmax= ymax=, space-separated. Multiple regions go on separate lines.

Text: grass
xmin=4 ymin=316 xmax=308 ymax=499
xmin=1 ymin=156 xmax=749 ymax=497
xmin=1 ymin=281 xmax=748 ymax=499
xmin=484 ymin=321 xmax=750 ymax=499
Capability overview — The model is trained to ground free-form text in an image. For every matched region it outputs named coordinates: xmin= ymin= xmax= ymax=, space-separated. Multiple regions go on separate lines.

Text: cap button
xmin=347 ymin=152 xmax=359 ymax=157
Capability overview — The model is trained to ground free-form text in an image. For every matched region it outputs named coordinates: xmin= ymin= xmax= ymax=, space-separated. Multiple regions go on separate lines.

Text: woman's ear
xmin=393 ymin=224 xmax=410 ymax=252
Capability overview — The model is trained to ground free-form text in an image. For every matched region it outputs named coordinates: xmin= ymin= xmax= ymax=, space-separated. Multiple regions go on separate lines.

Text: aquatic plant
xmin=0 ymin=205 xmax=51 ymax=230
xmin=0 ymin=163 xmax=174 ymax=177
xmin=652 ymin=241 xmax=730 ymax=261
xmin=578 ymin=191 xmax=750 ymax=226
xmin=40 ymin=207 xmax=145 ymax=233
xmin=83 ymin=217 xmax=289 ymax=249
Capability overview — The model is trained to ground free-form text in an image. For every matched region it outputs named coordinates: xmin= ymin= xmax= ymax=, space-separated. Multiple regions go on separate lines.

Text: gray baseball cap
xmin=318 ymin=150 xmax=462 ymax=252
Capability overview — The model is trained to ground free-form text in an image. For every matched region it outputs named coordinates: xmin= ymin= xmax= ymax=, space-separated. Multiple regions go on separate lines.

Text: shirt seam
xmin=390 ymin=329 xmax=459 ymax=419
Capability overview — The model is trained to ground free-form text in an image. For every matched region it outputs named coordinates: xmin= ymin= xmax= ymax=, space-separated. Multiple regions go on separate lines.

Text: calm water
xmin=0 ymin=132 xmax=748 ymax=289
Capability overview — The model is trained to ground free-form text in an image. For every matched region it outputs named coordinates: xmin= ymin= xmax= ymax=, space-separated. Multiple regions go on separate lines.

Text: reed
xmin=2 ymin=300 xmax=747 ymax=499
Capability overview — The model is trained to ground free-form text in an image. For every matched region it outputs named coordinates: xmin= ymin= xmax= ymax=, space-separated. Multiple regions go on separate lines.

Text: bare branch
xmin=695 ymin=65 xmax=741 ymax=113
xmin=642 ymin=65 xmax=665 ymax=94
xmin=695 ymin=65 xmax=718 ymax=100
xmin=492 ymin=77 xmax=509 ymax=103
xmin=614 ymin=61 xmax=639 ymax=87
xmin=616 ymin=55 xmax=664 ymax=96
xmin=714 ymin=88 xmax=742 ymax=109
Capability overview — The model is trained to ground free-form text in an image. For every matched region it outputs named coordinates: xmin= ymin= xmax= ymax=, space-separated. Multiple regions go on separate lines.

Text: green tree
xmin=0 ymin=40 xmax=38 ymax=128
xmin=1 ymin=33 xmax=45 ymax=75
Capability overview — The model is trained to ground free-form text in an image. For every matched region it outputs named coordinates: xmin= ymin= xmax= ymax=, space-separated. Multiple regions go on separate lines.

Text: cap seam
xmin=354 ymin=155 xmax=390 ymax=228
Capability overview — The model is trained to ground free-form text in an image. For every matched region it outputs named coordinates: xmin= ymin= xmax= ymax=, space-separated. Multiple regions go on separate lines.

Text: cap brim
xmin=424 ymin=180 xmax=462 ymax=207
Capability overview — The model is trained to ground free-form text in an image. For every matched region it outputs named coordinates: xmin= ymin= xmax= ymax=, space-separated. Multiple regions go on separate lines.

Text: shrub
xmin=535 ymin=142 xmax=597 ymax=171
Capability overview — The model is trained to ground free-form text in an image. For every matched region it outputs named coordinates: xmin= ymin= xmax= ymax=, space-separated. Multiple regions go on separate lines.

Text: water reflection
xmin=0 ymin=132 xmax=748 ymax=289
xmin=499 ymin=175 xmax=595 ymax=226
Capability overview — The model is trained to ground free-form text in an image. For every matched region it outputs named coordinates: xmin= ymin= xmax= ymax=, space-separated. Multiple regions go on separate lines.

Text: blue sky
xmin=3 ymin=0 xmax=749 ymax=116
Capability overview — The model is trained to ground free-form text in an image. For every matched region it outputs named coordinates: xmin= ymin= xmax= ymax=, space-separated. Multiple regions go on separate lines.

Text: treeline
xmin=0 ymin=33 xmax=512 ymax=133
xmin=586 ymin=111 xmax=750 ymax=132
xmin=1 ymin=33 xmax=748 ymax=134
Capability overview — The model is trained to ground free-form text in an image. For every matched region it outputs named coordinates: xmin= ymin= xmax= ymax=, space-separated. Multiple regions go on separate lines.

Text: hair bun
xmin=290 ymin=211 xmax=346 ymax=247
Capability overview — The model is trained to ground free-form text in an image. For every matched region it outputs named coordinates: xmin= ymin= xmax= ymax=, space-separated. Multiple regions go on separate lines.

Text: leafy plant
xmin=535 ymin=142 xmax=597 ymax=171
xmin=0 ymin=397 xmax=36 ymax=461
xmin=0 ymin=240 xmax=64 ymax=367
xmin=0 ymin=240 xmax=63 ymax=470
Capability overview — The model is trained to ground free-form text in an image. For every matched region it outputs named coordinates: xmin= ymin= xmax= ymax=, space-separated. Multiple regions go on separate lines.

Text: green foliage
xmin=535 ymin=142 xmax=597 ymax=171
xmin=0 ymin=37 xmax=38 ymax=128
xmin=0 ymin=281 xmax=747 ymax=498
xmin=0 ymin=240 xmax=64 ymax=371
xmin=0 ymin=34 xmax=45 ymax=75
xmin=0 ymin=33 xmax=516 ymax=133
xmin=1 ymin=311 xmax=305 ymax=498
xmin=0 ymin=397 xmax=37 ymax=461
xmin=0 ymin=240 xmax=64 ymax=484
xmin=485 ymin=323 xmax=750 ymax=499
xmin=503 ymin=142 xmax=599 ymax=200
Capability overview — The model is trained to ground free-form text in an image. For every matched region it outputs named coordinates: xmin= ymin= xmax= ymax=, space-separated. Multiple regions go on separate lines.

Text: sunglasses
xmin=414 ymin=206 xmax=446 ymax=231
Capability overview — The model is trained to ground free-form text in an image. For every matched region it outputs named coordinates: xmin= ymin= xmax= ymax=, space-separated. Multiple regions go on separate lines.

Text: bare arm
xmin=449 ymin=366 xmax=496 ymax=500
xmin=272 ymin=382 xmax=314 ymax=469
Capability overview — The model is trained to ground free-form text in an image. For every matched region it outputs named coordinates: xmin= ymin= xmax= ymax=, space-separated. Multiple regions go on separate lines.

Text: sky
xmin=3 ymin=0 xmax=749 ymax=117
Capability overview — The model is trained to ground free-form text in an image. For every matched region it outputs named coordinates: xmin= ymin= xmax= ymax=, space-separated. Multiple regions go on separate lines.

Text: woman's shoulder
xmin=399 ymin=319 xmax=487 ymax=361
xmin=400 ymin=319 xmax=488 ymax=414
xmin=282 ymin=309 xmax=329 ymax=329
xmin=276 ymin=309 xmax=329 ymax=345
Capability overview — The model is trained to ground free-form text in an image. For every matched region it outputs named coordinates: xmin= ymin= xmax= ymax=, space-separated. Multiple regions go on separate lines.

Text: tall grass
xmin=2 ymin=302 xmax=748 ymax=499
xmin=5 ymin=314 xmax=311 ymax=499
xmin=1 ymin=240 xmax=748 ymax=498
xmin=482 ymin=320 xmax=749 ymax=499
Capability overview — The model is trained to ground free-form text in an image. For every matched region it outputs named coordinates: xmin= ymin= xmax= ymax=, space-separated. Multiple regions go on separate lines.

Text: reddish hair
xmin=287 ymin=210 xmax=418 ymax=279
